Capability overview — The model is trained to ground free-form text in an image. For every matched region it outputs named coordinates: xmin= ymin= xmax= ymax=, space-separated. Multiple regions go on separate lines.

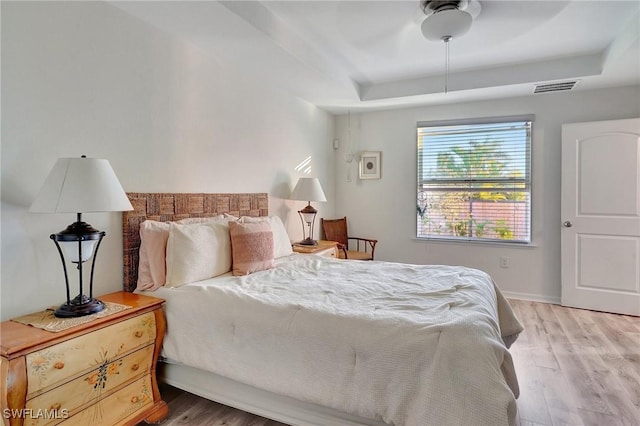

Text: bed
xmin=122 ymin=192 xmax=523 ymax=426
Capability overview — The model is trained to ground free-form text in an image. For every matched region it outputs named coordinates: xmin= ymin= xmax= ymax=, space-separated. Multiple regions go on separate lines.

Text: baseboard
xmin=502 ymin=291 xmax=561 ymax=305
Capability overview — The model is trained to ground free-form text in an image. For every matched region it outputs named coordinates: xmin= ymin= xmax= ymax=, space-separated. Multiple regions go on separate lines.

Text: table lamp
xmin=30 ymin=156 xmax=133 ymax=317
xmin=290 ymin=177 xmax=327 ymax=246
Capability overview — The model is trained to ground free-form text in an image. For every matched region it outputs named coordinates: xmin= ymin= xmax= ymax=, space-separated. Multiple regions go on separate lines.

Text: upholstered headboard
xmin=122 ymin=192 xmax=269 ymax=292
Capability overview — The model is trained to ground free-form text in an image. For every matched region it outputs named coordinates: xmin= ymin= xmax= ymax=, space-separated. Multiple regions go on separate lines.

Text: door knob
xmin=563 ymin=221 xmax=573 ymax=228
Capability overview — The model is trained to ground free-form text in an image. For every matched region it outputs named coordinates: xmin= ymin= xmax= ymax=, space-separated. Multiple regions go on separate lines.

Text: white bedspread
xmin=150 ymin=254 xmax=523 ymax=426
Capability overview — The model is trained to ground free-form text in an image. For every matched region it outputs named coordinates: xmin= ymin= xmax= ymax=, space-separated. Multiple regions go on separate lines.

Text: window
xmin=417 ymin=116 xmax=532 ymax=243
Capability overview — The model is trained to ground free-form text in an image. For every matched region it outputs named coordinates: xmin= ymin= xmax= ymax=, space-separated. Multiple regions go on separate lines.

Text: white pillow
xmin=165 ymin=222 xmax=232 ymax=287
xmin=241 ymin=216 xmax=293 ymax=258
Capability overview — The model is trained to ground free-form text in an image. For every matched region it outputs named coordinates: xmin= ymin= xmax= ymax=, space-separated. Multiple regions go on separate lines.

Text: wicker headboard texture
xmin=122 ymin=193 xmax=269 ymax=292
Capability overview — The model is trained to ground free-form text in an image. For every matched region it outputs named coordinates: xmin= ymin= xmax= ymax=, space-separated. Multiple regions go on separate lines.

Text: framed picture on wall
xmin=359 ymin=151 xmax=381 ymax=180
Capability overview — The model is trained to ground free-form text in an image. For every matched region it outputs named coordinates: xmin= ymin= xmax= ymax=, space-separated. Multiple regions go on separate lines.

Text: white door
xmin=561 ymin=118 xmax=640 ymax=316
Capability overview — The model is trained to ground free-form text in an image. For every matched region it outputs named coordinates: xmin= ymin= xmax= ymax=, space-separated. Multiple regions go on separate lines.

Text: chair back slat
xmin=321 ymin=217 xmax=348 ymax=246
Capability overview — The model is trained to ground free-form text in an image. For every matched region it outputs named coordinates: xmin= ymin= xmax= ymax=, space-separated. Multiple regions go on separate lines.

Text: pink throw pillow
xmin=229 ymin=221 xmax=275 ymax=276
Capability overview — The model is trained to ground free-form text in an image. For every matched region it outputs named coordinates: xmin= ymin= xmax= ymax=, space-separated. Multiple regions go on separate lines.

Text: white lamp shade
xmin=290 ymin=177 xmax=327 ymax=202
xmin=421 ymin=9 xmax=472 ymax=41
xmin=30 ymin=157 xmax=133 ymax=213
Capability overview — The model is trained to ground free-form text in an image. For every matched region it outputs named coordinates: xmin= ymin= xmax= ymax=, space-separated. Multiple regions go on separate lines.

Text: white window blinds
xmin=417 ymin=116 xmax=532 ymax=243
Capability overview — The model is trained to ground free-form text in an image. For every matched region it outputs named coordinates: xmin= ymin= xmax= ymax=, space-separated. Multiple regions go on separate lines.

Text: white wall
xmin=334 ymin=86 xmax=640 ymax=303
xmin=1 ymin=1 xmax=334 ymax=320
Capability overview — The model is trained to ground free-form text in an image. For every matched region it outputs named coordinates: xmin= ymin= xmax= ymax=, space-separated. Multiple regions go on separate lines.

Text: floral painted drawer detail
xmin=59 ymin=375 xmax=153 ymax=426
xmin=26 ymin=312 xmax=156 ymax=397
xmin=25 ymin=345 xmax=154 ymax=426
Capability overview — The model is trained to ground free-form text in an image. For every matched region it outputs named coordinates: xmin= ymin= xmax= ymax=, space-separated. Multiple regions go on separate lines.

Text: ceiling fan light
xmin=421 ymin=9 xmax=472 ymax=41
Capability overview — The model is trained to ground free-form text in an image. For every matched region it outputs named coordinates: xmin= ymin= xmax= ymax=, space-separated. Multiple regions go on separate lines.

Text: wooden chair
xmin=321 ymin=217 xmax=377 ymax=260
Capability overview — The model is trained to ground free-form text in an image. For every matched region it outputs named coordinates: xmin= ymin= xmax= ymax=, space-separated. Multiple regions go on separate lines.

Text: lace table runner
xmin=11 ymin=302 xmax=130 ymax=332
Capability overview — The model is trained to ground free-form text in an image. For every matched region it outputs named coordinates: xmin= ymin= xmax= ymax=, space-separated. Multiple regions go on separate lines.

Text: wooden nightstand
xmin=0 ymin=292 xmax=168 ymax=426
xmin=292 ymin=240 xmax=340 ymax=258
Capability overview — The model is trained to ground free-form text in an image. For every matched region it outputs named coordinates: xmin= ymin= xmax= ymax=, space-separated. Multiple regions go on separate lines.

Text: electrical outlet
xmin=500 ymin=257 xmax=509 ymax=268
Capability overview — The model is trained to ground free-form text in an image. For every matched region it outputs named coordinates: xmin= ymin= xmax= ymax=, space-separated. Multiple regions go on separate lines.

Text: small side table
xmin=292 ymin=240 xmax=340 ymax=258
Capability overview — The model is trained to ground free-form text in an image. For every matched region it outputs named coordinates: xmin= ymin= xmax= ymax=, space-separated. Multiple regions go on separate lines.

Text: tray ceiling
xmin=111 ymin=1 xmax=640 ymax=113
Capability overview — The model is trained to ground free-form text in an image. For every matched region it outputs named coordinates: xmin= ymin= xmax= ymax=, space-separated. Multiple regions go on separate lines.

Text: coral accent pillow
xmin=229 ymin=221 xmax=275 ymax=276
xmin=165 ymin=222 xmax=232 ymax=287
xmin=137 ymin=220 xmax=171 ymax=291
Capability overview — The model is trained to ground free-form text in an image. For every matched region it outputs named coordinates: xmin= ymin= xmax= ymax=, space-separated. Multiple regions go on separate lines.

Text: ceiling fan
xmin=420 ymin=0 xmax=482 ymax=41
xmin=420 ymin=0 xmax=482 ymax=92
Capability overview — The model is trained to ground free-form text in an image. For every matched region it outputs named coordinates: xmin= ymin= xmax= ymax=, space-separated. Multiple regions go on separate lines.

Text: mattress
xmin=148 ymin=254 xmax=523 ymax=425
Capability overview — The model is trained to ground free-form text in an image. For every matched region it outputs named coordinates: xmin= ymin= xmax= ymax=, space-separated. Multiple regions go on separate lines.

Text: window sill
xmin=412 ymin=237 xmax=537 ymax=248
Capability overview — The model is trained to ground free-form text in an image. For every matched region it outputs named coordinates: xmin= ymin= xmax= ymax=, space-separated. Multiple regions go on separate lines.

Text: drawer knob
xmin=131 ymin=396 xmax=139 ymax=404
xmin=134 ymin=331 xmax=143 ymax=338
xmin=131 ymin=363 xmax=139 ymax=371
xmin=50 ymin=403 xmax=61 ymax=411
xmin=54 ymin=361 xmax=65 ymax=370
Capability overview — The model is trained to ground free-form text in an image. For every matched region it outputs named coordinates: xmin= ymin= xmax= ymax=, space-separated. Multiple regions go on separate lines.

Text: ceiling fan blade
xmin=335 ymin=1 xmax=420 ymax=54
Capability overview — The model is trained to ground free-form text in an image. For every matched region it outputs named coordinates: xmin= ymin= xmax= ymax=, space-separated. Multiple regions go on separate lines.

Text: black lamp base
xmin=297 ymin=238 xmax=318 ymax=246
xmin=54 ymin=294 xmax=105 ymax=318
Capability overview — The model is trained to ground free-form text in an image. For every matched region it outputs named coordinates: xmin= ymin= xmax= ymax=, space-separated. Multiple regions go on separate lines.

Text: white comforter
xmin=150 ymin=254 xmax=523 ymax=426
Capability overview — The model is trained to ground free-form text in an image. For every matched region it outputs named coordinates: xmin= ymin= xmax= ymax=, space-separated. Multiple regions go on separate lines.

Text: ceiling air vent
xmin=533 ymin=81 xmax=578 ymax=94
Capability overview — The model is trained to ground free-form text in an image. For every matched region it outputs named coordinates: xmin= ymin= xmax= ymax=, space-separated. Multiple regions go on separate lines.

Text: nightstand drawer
xmin=315 ymin=247 xmax=336 ymax=257
xmin=26 ymin=312 xmax=156 ymax=396
xmin=59 ymin=374 xmax=153 ymax=426
xmin=25 ymin=345 xmax=154 ymax=425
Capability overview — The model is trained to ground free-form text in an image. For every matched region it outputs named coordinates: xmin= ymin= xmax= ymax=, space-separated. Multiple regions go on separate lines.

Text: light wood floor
xmin=510 ymin=299 xmax=639 ymax=426
xmin=152 ymin=383 xmax=287 ymax=426
xmin=149 ymin=300 xmax=639 ymax=426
